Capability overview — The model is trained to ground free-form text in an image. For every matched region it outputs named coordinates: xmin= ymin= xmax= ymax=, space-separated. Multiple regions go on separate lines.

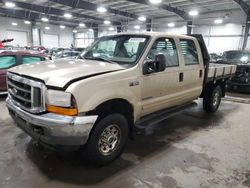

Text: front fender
xmin=66 ymin=69 xmax=141 ymax=121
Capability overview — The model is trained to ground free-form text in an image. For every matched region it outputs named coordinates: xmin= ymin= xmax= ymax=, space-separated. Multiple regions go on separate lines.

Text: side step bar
xmin=222 ymin=96 xmax=250 ymax=104
xmin=135 ymin=102 xmax=197 ymax=135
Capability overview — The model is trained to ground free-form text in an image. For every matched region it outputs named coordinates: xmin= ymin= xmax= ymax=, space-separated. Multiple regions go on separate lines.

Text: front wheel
xmin=86 ymin=114 xmax=129 ymax=165
xmin=203 ymin=85 xmax=222 ymax=113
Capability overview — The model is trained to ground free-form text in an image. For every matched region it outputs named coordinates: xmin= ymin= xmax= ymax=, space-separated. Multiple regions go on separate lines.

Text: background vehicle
xmin=216 ymin=50 xmax=250 ymax=93
xmin=48 ymin=48 xmax=67 ymax=57
xmin=6 ymin=33 xmax=236 ymax=165
xmin=0 ymin=50 xmax=49 ymax=94
xmin=209 ymin=53 xmax=221 ymax=63
xmin=72 ymin=47 xmax=85 ymax=52
xmin=54 ymin=50 xmax=81 ymax=59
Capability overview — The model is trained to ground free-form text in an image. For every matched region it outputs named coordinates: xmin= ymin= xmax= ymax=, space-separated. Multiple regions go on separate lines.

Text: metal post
xmin=93 ymin=26 xmax=98 ymax=40
xmin=146 ymin=19 xmax=152 ymax=32
xmin=187 ymin=21 xmax=192 ymax=35
xmin=243 ymin=10 xmax=250 ymax=50
xmin=117 ymin=24 xmax=122 ymax=33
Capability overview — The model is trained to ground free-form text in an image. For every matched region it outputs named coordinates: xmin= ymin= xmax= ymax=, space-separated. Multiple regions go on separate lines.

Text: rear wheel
xmin=86 ymin=114 xmax=129 ymax=165
xmin=203 ymin=85 xmax=222 ymax=113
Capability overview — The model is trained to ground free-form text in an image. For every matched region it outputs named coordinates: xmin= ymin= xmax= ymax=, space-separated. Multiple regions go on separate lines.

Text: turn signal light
xmin=47 ymin=105 xmax=78 ymax=116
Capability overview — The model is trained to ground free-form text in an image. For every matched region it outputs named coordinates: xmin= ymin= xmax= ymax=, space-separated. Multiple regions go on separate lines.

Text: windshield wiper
xmin=85 ymin=57 xmax=116 ymax=64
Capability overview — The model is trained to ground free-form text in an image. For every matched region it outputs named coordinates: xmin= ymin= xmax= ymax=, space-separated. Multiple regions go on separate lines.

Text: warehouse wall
xmin=0 ymin=17 xmax=32 ymax=46
xmin=39 ymin=23 xmax=74 ymax=48
xmin=0 ymin=8 xmax=248 ymax=53
xmin=124 ymin=22 xmax=245 ymax=53
xmin=151 ymin=9 xmax=247 ymax=53
xmin=153 ymin=25 xmax=187 ymax=34
xmin=0 ymin=17 xmax=74 ymax=48
xmin=74 ymin=30 xmax=95 ymax=48
xmin=193 ymin=23 xmax=245 ymax=53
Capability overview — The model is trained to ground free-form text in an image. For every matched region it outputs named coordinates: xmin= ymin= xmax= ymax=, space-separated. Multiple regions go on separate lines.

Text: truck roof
xmin=107 ymin=32 xmax=196 ymax=40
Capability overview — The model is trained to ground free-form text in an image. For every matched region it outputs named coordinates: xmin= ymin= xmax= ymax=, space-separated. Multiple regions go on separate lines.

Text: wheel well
xmin=87 ymin=99 xmax=134 ymax=129
xmin=200 ymin=80 xmax=226 ymax=98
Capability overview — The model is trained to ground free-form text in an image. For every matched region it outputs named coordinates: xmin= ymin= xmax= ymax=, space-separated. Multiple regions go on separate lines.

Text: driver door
xmin=140 ymin=37 xmax=183 ymax=116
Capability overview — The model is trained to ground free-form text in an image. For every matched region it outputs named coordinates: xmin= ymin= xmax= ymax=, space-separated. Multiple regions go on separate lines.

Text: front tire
xmin=87 ymin=114 xmax=129 ymax=165
xmin=203 ymin=85 xmax=222 ymax=113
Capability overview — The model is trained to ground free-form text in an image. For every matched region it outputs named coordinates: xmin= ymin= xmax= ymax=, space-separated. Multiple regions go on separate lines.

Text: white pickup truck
xmin=6 ymin=33 xmax=236 ymax=165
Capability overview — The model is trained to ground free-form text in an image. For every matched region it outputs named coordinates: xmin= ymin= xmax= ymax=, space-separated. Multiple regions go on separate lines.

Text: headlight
xmin=46 ymin=90 xmax=78 ymax=116
xmin=47 ymin=90 xmax=72 ymax=107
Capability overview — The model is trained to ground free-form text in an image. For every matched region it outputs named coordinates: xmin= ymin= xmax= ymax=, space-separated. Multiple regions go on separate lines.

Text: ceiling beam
xmin=233 ymin=0 xmax=249 ymax=14
xmin=125 ymin=0 xmax=189 ymax=20
xmin=0 ymin=7 xmax=98 ymax=28
xmin=0 ymin=0 xmax=121 ymax=25
xmin=50 ymin=0 xmax=140 ymax=20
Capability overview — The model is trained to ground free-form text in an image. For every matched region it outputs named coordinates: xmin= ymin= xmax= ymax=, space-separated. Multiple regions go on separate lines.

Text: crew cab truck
xmin=6 ymin=33 xmax=236 ymax=165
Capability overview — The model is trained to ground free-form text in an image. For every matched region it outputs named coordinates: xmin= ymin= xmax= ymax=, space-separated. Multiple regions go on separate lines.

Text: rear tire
xmin=86 ymin=114 xmax=129 ymax=166
xmin=203 ymin=85 xmax=222 ymax=113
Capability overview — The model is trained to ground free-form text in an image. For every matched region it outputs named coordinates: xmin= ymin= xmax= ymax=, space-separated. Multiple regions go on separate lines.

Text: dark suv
xmin=216 ymin=50 xmax=250 ymax=93
xmin=0 ymin=50 xmax=50 ymax=94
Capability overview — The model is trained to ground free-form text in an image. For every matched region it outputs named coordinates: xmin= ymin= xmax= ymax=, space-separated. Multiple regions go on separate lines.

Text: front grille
xmin=7 ymin=72 xmax=46 ymax=113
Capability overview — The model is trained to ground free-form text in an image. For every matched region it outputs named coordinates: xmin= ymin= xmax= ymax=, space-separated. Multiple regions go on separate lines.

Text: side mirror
xmin=155 ymin=53 xmax=166 ymax=72
xmin=143 ymin=53 xmax=166 ymax=75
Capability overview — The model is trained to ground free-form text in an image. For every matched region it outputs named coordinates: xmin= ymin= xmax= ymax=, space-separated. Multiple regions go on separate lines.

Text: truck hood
xmin=9 ymin=59 xmax=125 ymax=88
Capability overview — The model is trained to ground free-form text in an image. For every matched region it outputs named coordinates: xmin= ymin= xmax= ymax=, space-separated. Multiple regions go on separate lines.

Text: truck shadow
xmin=0 ymin=95 xmax=7 ymax=101
xmin=24 ymin=101 xmax=239 ymax=186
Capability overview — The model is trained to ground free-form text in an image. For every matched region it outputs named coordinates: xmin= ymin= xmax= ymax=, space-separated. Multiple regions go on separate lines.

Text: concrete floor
xmin=0 ymin=93 xmax=250 ymax=188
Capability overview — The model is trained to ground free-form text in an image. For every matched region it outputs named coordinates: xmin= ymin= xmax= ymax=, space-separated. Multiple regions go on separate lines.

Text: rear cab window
xmin=22 ymin=56 xmax=43 ymax=64
xmin=0 ymin=56 xmax=16 ymax=69
xmin=148 ymin=37 xmax=179 ymax=67
xmin=180 ymin=39 xmax=199 ymax=65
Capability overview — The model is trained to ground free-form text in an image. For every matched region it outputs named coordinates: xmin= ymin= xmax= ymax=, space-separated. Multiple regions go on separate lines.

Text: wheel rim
xmin=98 ymin=124 xmax=121 ymax=156
xmin=213 ymin=91 xmax=220 ymax=107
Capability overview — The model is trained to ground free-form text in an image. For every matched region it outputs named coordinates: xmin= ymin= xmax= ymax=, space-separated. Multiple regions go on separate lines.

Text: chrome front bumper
xmin=6 ymin=97 xmax=98 ymax=147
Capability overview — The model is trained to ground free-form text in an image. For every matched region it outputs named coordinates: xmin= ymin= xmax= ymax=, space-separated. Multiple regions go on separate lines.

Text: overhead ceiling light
xmin=149 ymin=0 xmax=162 ymax=4
xmin=5 ymin=2 xmax=16 ymax=8
xmin=41 ymin=17 xmax=49 ymax=22
xmin=104 ymin=20 xmax=111 ymax=25
xmin=214 ymin=19 xmax=223 ymax=24
xmin=138 ymin=16 xmax=146 ymax=22
xmin=60 ymin=25 xmax=66 ymax=29
xmin=97 ymin=7 xmax=107 ymax=13
xmin=11 ymin=22 xmax=18 ymax=26
xmin=79 ymin=23 xmax=85 ymax=27
xmin=109 ymin=27 xmax=115 ymax=31
xmin=189 ymin=10 xmax=199 ymax=16
xmin=64 ymin=13 xmax=72 ymax=19
xmin=45 ymin=26 xmax=50 ymax=30
xmin=134 ymin=25 xmax=140 ymax=30
xmin=73 ymin=29 xmax=77 ymax=33
xmin=168 ymin=22 xmax=175 ymax=27
xmin=24 ymin=20 xmax=31 ymax=24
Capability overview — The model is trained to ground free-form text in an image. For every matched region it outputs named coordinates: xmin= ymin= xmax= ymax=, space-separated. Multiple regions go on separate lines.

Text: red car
xmin=0 ymin=50 xmax=50 ymax=94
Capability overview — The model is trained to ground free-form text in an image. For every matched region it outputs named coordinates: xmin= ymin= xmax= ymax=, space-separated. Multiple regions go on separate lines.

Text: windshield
xmin=223 ymin=51 xmax=250 ymax=63
xmin=80 ymin=35 xmax=150 ymax=65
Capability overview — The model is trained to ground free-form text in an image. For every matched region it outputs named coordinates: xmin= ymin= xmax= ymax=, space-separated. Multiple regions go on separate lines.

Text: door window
xmin=180 ymin=39 xmax=199 ymax=65
xmin=22 ymin=56 xmax=42 ymax=64
xmin=0 ymin=56 xmax=16 ymax=69
xmin=148 ymin=38 xmax=179 ymax=67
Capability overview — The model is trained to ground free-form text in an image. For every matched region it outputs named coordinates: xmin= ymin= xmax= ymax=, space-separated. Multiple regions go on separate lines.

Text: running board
xmin=223 ymin=96 xmax=250 ymax=104
xmin=135 ymin=102 xmax=197 ymax=135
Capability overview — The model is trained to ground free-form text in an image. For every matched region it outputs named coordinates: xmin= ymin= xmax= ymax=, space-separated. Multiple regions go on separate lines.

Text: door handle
xmin=179 ymin=72 xmax=184 ymax=82
xmin=199 ymin=70 xmax=203 ymax=78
